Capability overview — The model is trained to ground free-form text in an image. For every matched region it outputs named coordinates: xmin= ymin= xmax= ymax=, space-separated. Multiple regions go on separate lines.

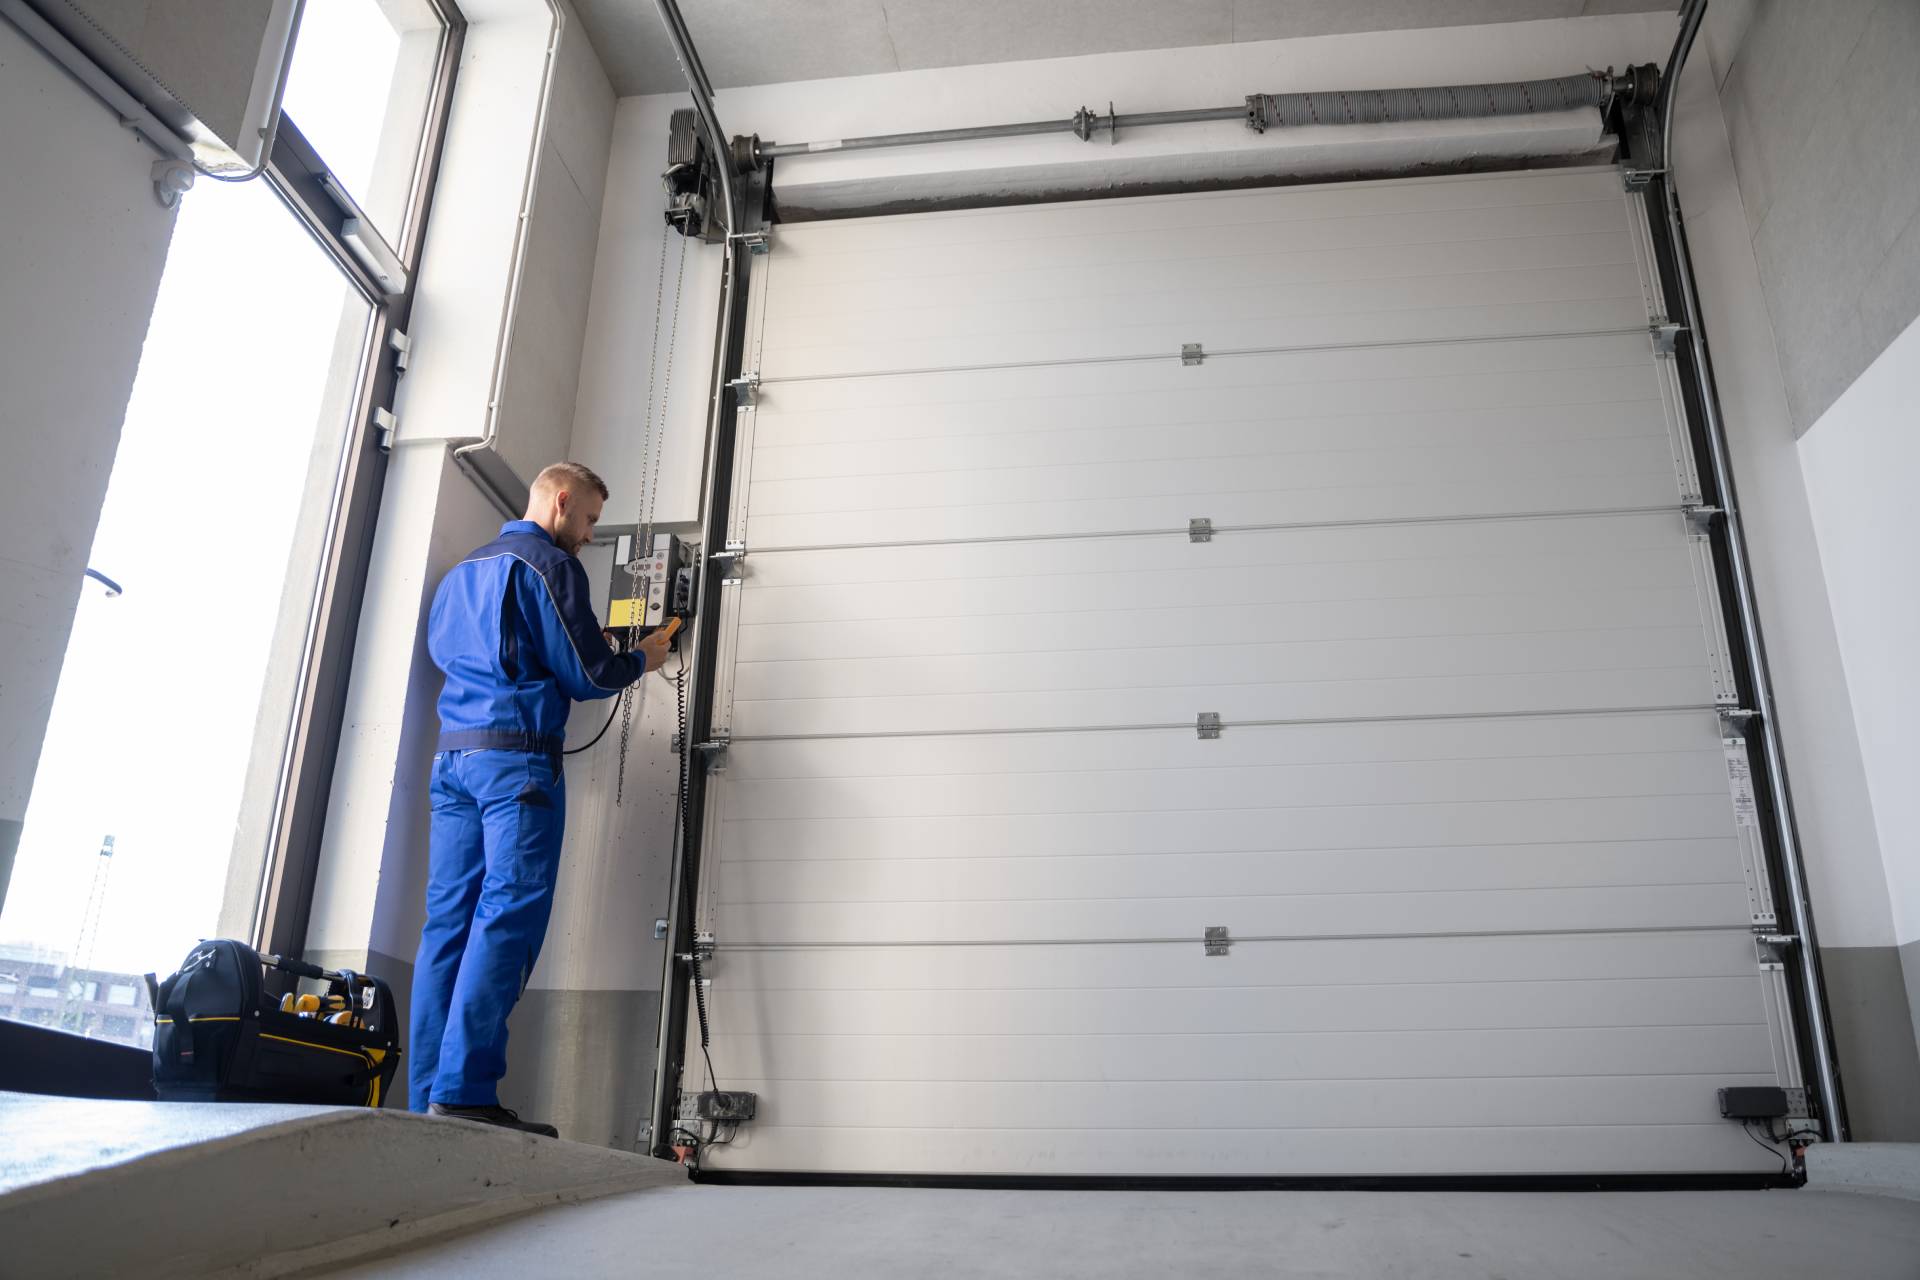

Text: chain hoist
xmin=614 ymin=227 xmax=689 ymax=804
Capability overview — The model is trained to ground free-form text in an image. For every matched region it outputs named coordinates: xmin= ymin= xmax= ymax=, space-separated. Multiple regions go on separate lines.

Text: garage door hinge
xmin=1754 ymin=933 xmax=1795 ymax=971
xmin=1188 ymin=517 xmax=1213 ymax=543
xmin=1196 ymin=712 xmax=1222 ymax=740
xmin=731 ymin=229 xmax=771 ymax=255
xmin=1683 ymin=505 xmax=1722 ymax=532
xmin=1181 ymin=343 xmax=1204 ymax=366
xmin=1622 ymin=167 xmax=1667 ymax=191
xmin=371 ymin=406 xmax=398 ymax=453
xmin=713 ymin=541 xmax=749 ymax=581
xmin=728 ymin=371 xmax=760 ymax=408
xmin=1204 ymin=926 xmax=1231 ymax=956
xmin=691 ymin=732 xmax=730 ymax=770
xmin=1650 ymin=321 xmax=1683 ymax=355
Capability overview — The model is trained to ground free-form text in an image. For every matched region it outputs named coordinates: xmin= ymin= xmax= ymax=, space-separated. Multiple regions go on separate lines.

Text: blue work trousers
xmin=409 ymin=748 xmax=566 ymax=1110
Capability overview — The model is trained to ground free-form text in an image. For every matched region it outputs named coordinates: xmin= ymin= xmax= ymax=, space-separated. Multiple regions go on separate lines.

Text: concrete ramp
xmin=0 ymin=1091 xmax=683 ymax=1278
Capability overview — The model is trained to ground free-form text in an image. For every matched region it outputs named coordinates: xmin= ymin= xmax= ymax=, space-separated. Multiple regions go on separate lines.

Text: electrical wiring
xmin=1740 ymin=1119 xmax=1790 ymax=1177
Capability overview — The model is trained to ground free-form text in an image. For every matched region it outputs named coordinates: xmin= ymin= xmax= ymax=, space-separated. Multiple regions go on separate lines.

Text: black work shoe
xmin=429 ymin=1102 xmax=560 ymax=1139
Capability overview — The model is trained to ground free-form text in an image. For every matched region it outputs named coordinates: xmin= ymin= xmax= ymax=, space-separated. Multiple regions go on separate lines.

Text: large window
xmin=0 ymin=2 xmax=460 ymax=1047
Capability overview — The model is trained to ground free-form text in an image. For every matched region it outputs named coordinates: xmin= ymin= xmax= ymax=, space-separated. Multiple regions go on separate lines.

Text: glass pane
xmin=279 ymin=0 xmax=446 ymax=248
xmin=0 ymin=178 xmax=374 ymax=1048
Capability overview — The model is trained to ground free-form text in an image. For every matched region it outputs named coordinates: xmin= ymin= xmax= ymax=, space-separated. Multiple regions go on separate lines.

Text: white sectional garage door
xmin=689 ymin=168 xmax=1802 ymax=1177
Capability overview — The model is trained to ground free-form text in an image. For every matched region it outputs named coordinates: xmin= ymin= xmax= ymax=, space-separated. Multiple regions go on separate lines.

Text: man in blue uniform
xmin=412 ymin=461 xmax=673 ymax=1136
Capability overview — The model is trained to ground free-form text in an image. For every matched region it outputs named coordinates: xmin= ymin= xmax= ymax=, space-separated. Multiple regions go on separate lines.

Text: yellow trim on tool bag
xmin=260 ymin=1032 xmax=364 ymax=1060
xmin=154 ymin=1015 xmax=242 ymax=1024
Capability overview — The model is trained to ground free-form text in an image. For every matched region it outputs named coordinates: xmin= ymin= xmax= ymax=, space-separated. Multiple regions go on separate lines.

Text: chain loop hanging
xmin=615 ymin=227 xmax=690 ymax=804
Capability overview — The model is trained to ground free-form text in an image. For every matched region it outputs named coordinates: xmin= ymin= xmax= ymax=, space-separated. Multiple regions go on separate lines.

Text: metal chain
xmin=615 ymin=229 xmax=690 ymax=804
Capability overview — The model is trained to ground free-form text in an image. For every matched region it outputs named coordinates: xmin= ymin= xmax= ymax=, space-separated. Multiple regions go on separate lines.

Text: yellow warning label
xmin=607 ymin=598 xmax=644 ymax=627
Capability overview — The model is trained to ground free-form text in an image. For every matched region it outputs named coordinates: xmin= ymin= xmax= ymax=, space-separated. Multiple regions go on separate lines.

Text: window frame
xmin=248 ymin=1 xmax=467 ymax=963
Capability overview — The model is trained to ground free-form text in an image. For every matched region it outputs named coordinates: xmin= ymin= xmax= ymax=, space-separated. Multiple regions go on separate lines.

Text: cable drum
xmin=1246 ymin=73 xmax=1612 ymax=132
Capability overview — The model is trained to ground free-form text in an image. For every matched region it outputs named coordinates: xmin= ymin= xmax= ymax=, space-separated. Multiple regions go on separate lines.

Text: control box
xmin=608 ymin=532 xmax=696 ymax=639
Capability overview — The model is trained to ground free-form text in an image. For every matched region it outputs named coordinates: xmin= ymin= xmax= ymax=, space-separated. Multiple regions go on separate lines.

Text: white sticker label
xmin=1725 ymin=747 xmax=1759 ymax=828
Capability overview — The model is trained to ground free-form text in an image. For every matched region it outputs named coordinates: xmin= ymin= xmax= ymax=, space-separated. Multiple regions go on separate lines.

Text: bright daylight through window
xmin=0 ymin=1 xmax=442 ymax=1048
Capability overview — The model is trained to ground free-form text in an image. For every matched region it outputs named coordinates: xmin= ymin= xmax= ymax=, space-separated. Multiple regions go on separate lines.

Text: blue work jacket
xmin=428 ymin=520 xmax=643 ymax=756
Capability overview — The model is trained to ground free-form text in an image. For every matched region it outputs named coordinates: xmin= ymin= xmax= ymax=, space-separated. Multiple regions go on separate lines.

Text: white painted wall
xmin=1800 ymin=315 xmax=1920 ymax=950
xmin=1662 ymin=43 xmax=1893 ymax=954
xmin=0 ymin=18 xmax=176 ymax=908
xmin=309 ymin=0 xmax=613 ymax=972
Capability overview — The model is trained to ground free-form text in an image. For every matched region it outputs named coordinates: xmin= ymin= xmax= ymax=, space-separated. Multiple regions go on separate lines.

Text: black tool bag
xmin=152 ymin=939 xmax=401 ymax=1107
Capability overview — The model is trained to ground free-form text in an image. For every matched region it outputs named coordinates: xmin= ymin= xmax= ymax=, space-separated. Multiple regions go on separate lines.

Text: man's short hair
xmin=532 ymin=461 xmax=609 ymax=502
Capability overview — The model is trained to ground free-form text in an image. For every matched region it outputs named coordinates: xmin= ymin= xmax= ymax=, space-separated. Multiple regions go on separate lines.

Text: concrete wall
xmin=1704 ymin=0 xmax=1920 ymax=433
xmin=1799 ymin=314 xmax=1920 ymax=1105
xmin=0 ymin=18 xmax=177 ymax=914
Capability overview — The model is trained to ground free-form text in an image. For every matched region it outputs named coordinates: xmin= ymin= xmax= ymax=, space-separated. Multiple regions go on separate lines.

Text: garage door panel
xmin=706 ymin=1023 xmax=1775 ymax=1085
xmin=762 ymin=298 xmax=1655 ymax=382
xmin=731 ymin=630 xmax=1706 ymax=709
xmin=767 ymin=258 xmax=1640 ymax=354
xmin=771 ymin=204 xmax=1633 ymax=316
xmin=710 ymin=1074 xmax=1774 ymax=1138
xmin=706 ymin=977 xmax=1765 ymax=1041
xmin=741 ymin=514 xmax=1685 ymax=584
xmin=767 ymin=195 xmax=1632 ymax=303
xmin=756 ymin=347 xmax=1658 ymax=452
xmin=716 ymin=883 xmax=1750 ymax=947
xmin=720 ymin=841 xmax=1740 ymax=907
xmin=721 ymin=748 xmax=1731 ymax=821
xmin=708 ymin=1124 xmax=1777 ymax=1178
xmin=738 ymin=542 xmax=1697 ymax=620
xmin=747 ymin=436 xmax=1674 ymax=520
xmin=776 ymin=170 xmax=1630 ymax=257
xmin=752 ymin=402 xmax=1665 ymax=484
xmin=755 ymin=364 xmax=1662 ymax=453
xmin=746 ymin=478 xmax=1682 ymax=552
xmin=723 ymin=711 xmax=1722 ymax=779
xmin=721 ymin=795 xmax=1740 ymax=863
xmin=714 ymin=931 xmax=1764 ymax=991
xmin=731 ymin=667 xmax=1713 ymax=737
xmin=694 ymin=172 xmax=1790 ymax=1177
xmin=739 ymin=591 xmax=1701 ymax=662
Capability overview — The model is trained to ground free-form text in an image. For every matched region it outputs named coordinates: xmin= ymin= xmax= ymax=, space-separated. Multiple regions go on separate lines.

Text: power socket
xmin=696 ymin=1091 xmax=757 ymax=1123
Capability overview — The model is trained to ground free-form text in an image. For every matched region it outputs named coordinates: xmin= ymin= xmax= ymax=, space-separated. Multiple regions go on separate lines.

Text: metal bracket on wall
xmin=728 ymin=372 xmax=760 ymax=408
xmin=1189 ymin=518 xmax=1214 ymax=543
xmin=1650 ymin=321 xmax=1683 ymax=355
xmin=1755 ymin=933 xmax=1795 ymax=972
xmin=1196 ymin=712 xmax=1222 ymax=740
xmin=730 ymin=229 xmax=771 ymax=255
xmin=1181 ymin=343 xmax=1205 ymax=366
xmin=1683 ymin=505 xmax=1723 ymax=533
xmin=692 ymin=732 xmax=731 ymax=772
xmin=713 ymin=542 xmax=748 ymax=582
xmin=1204 ymin=926 xmax=1231 ymax=956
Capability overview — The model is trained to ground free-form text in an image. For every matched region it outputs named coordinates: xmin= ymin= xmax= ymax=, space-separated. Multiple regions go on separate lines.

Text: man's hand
xmin=637 ymin=618 xmax=681 ymax=672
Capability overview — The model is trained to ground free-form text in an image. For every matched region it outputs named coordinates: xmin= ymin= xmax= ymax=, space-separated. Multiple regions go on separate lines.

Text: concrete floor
xmin=323 ymin=1184 xmax=1920 ymax=1280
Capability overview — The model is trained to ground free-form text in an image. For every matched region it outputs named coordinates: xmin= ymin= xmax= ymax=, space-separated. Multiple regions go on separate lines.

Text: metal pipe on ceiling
xmin=1652 ymin=0 xmax=1848 ymax=1141
xmin=752 ymin=70 xmax=1632 ymax=161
